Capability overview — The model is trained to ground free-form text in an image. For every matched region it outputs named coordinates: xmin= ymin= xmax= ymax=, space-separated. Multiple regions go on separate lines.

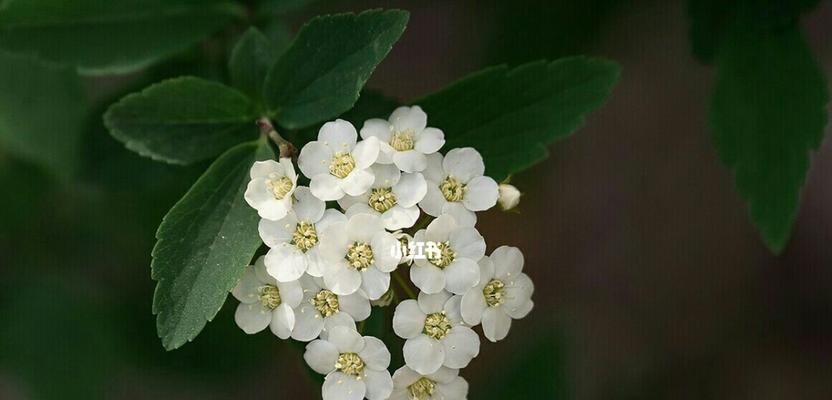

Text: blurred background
xmin=1 ymin=0 xmax=831 ymax=399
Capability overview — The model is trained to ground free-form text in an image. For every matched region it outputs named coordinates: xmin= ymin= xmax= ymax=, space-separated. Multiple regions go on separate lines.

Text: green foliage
xmin=229 ymin=27 xmax=277 ymax=104
xmin=0 ymin=0 xmax=243 ymax=75
xmin=0 ymin=52 xmax=87 ymax=179
xmin=710 ymin=26 xmax=828 ymax=253
xmin=474 ymin=332 xmax=568 ymax=399
xmin=151 ymin=139 xmax=274 ymax=350
xmin=420 ymin=57 xmax=620 ymax=181
xmin=264 ymin=9 xmax=409 ymax=129
xmin=104 ymin=77 xmax=259 ymax=165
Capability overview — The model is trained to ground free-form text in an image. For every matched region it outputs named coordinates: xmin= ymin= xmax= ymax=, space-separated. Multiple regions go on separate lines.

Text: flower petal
xmin=443 ymin=147 xmax=485 ymax=183
xmin=418 ymin=291 xmax=453 ymax=314
xmin=393 ymin=172 xmax=427 ymax=208
xmin=410 ymin=264 xmax=446 ymax=294
xmin=321 ymin=312 xmax=357 ymax=341
xmin=437 ymin=377 xmax=469 ymax=399
xmin=265 ymin=244 xmax=307 ymax=282
xmin=393 ymin=300 xmax=426 ymax=339
xmin=276 ymin=279 xmax=303 ymax=308
xmin=482 ymin=307 xmax=512 ymax=342
xmin=363 ymin=369 xmax=393 ymax=400
xmin=390 ymin=105 xmax=427 ymax=133
xmin=269 ymin=303 xmax=294 ymax=339
xmin=506 ymin=298 xmax=534 ymax=320
xmin=425 ymin=214 xmax=457 ymax=242
xmin=323 ymin=372 xmax=365 ymax=400
xmin=304 ymin=339 xmax=339 ymax=375
xmin=352 ymin=136 xmax=380 ymax=169
xmin=462 ymin=176 xmax=498 ymax=212
xmin=371 ymin=232 xmax=402 ymax=272
xmin=393 ymin=150 xmax=427 ymax=173
xmin=323 ymin=263 xmax=362 ymax=296
xmin=311 ymin=173 xmax=345 ymax=201
xmin=441 ymin=326 xmax=480 ymax=368
xmin=291 ymin=302 xmax=325 ymax=342
xmin=404 ymin=335 xmax=445 ymax=375
xmin=449 ymin=227 xmax=486 ymax=261
xmin=444 ymin=257 xmax=481 ymax=295
xmin=298 ymin=141 xmax=334 ymax=178
xmin=460 ymin=287 xmax=487 ymax=326
xmin=249 ymin=159 xmax=281 ymax=179
xmin=371 ymin=163 xmax=401 ymax=188
xmin=347 ymin=213 xmax=384 ymax=243
xmin=231 ymin=267 xmax=261 ymax=304
xmin=317 ymin=209 xmax=348 ymax=232
xmin=234 ymin=302 xmax=271 ymax=334
xmin=359 ymin=336 xmax=391 ymax=370
xmin=293 ymin=186 xmax=326 ymax=223
xmin=328 ymin=325 xmax=365 ymax=353
xmin=341 ymin=168 xmax=375 ymax=196
xmin=360 ymin=268 xmax=390 ymax=300
xmin=319 ymin=119 xmax=357 ymax=153
xmin=418 ymin=183 xmax=446 ymax=217
xmin=339 ymin=292 xmax=371 ymax=322
xmin=258 ymin=215 xmax=296 ymax=247
xmin=414 ymin=127 xmax=445 ymax=154
xmin=360 ymin=118 xmax=393 ymax=142
xmin=380 ymin=206 xmax=420 ymax=230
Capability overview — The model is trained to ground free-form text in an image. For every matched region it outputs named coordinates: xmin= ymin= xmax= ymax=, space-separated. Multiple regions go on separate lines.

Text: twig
xmin=257 ymin=117 xmax=295 ymax=158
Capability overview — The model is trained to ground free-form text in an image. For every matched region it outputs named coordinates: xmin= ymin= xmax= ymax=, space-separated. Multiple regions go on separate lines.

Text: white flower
xmin=360 ymin=105 xmax=445 ymax=173
xmin=411 ymin=214 xmax=484 ymax=295
xmin=259 ymin=187 xmax=347 ymax=282
xmin=244 ymin=158 xmax=298 ymax=220
xmin=497 ymin=183 xmax=521 ymax=211
xmin=393 ymin=291 xmax=480 ymax=374
xmin=419 ymin=148 xmax=499 ymax=227
xmin=392 ymin=231 xmax=415 ymax=265
xmin=304 ymin=326 xmax=393 ymax=400
xmin=298 ymin=119 xmax=380 ymax=201
xmin=231 ymin=256 xmax=302 ymax=339
xmin=460 ymin=246 xmax=534 ymax=342
xmin=318 ymin=213 xmax=401 ymax=300
xmin=390 ymin=366 xmax=469 ymax=400
xmin=291 ymin=275 xmax=371 ymax=342
xmin=338 ymin=163 xmax=427 ymax=230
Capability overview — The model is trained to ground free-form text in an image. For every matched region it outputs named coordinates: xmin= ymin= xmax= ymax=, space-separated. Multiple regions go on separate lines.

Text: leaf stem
xmin=393 ymin=269 xmax=417 ymax=299
xmin=257 ymin=117 xmax=295 ymax=158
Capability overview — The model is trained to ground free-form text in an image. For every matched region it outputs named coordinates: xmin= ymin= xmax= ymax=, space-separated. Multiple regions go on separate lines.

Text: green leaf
xmin=151 ymin=139 xmax=274 ymax=350
xmin=229 ymin=27 xmax=277 ymax=104
xmin=0 ymin=0 xmax=243 ymax=75
xmin=474 ymin=332 xmax=568 ymax=399
xmin=292 ymin=89 xmax=400 ymax=145
xmin=419 ymin=57 xmax=620 ymax=181
xmin=264 ymin=9 xmax=409 ymax=129
xmin=104 ymin=77 xmax=259 ymax=165
xmin=710 ymin=25 xmax=828 ymax=253
xmin=0 ymin=52 xmax=87 ymax=179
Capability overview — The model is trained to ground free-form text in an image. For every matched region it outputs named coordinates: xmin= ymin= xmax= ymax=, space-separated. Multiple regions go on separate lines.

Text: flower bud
xmin=498 ymin=183 xmax=521 ymax=211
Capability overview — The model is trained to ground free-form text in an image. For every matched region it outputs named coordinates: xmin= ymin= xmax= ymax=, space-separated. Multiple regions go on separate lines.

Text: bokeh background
xmin=1 ymin=0 xmax=831 ymax=399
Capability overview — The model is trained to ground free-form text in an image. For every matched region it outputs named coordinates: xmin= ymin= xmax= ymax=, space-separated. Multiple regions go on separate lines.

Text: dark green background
xmin=1 ymin=0 xmax=831 ymax=399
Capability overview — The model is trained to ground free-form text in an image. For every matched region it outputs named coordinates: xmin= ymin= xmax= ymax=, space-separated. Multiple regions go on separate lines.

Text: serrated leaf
xmin=293 ymin=89 xmax=400 ymax=145
xmin=229 ymin=27 xmax=277 ymax=104
xmin=419 ymin=57 xmax=620 ymax=181
xmin=151 ymin=139 xmax=274 ymax=350
xmin=0 ymin=52 xmax=87 ymax=179
xmin=264 ymin=9 xmax=408 ymax=129
xmin=710 ymin=26 xmax=828 ymax=253
xmin=104 ymin=77 xmax=259 ymax=165
xmin=0 ymin=0 xmax=243 ymax=75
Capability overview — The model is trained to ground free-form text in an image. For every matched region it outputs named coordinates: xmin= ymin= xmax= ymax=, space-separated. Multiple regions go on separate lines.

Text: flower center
xmin=335 ymin=352 xmax=365 ymax=377
xmin=368 ymin=187 xmax=397 ymax=213
xmin=257 ymin=285 xmax=282 ymax=310
xmin=345 ymin=242 xmax=374 ymax=271
xmin=407 ymin=377 xmax=437 ymax=400
xmin=483 ymin=279 xmax=506 ymax=307
xmin=266 ymin=174 xmax=293 ymax=200
xmin=312 ymin=289 xmax=339 ymax=317
xmin=439 ymin=176 xmax=466 ymax=202
xmin=390 ymin=129 xmax=415 ymax=151
xmin=291 ymin=222 xmax=318 ymax=252
xmin=428 ymin=241 xmax=455 ymax=269
xmin=329 ymin=152 xmax=356 ymax=178
xmin=423 ymin=311 xmax=452 ymax=340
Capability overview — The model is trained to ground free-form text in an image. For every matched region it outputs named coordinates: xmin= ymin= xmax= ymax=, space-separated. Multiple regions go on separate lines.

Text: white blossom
xmin=393 ymin=291 xmax=480 ymax=374
xmin=231 ymin=256 xmax=302 ymax=339
xmin=460 ymin=246 xmax=534 ymax=342
xmin=338 ymin=163 xmax=427 ymax=230
xmin=411 ymin=214 xmax=484 ymax=295
xmin=497 ymin=183 xmax=521 ymax=211
xmin=318 ymin=213 xmax=401 ymax=300
xmin=390 ymin=366 xmax=469 ymax=400
xmin=259 ymin=187 xmax=347 ymax=282
xmin=291 ymin=275 xmax=371 ymax=342
xmin=360 ymin=105 xmax=445 ymax=173
xmin=419 ymin=148 xmax=499 ymax=227
xmin=304 ymin=326 xmax=394 ymax=400
xmin=244 ymin=158 xmax=298 ymax=221
xmin=298 ymin=119 xmax=380 ymax=201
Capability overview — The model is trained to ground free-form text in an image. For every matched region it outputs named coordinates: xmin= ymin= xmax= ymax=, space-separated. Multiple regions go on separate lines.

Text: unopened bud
xmin=498 ymin=183 xmax=521 ymax=211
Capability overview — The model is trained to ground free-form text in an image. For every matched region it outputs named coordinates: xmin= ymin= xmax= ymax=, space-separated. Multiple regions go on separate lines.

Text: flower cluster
xmin=237 ymin=106 xmax=534 ymax=400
